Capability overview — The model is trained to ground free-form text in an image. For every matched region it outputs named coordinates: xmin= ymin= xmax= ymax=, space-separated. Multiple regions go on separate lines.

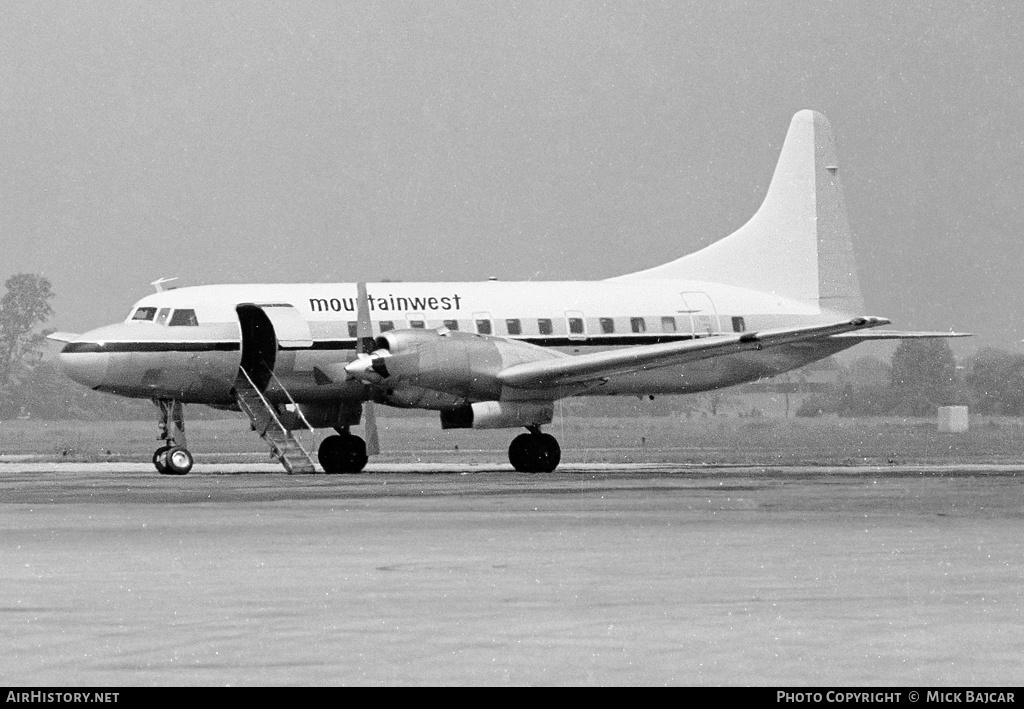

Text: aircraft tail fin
xmin=612 ymin=110 xmax=864 ymax=315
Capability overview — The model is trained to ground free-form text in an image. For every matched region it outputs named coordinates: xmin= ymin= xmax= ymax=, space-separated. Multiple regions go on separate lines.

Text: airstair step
xmin=234 ymin=369 xmax=317 ymax=475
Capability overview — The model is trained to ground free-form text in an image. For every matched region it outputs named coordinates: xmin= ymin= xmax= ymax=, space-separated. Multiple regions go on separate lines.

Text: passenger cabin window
xmin=568 ymin=318 xmax=584 ymax=335
xmin=348 ymin=321 xmax=358 ymax=338
xmin=599 ymin=318 xmax=615 ymax=334
xmin=443 ymin=319 xmax=459 ymax=331
xmin=506 ymin=319 xmax=522 ymax=336
xmin=661 ymin=316 xmax=677 ymax=333
xmin=732 ymin=316 xmax=746 ymax=333
xmin=131 ymin=307 xmax=157 ymax=321
xmin=155 ymin=308 xmax=171 ymax=326
xmin=410 ymin=320 xmax=425 ymax=329
xmin=630 ymin=317 xmax=646 ymax=333
xmin=379 ymin=321 xmax=394 ymax=332
xmin=538 ymin=318 xmax=553 ymax=335
xmin=169 ymin=309 xmax=198 ymax=326
xmin=476 ymin=319 xmax=492 ymax=335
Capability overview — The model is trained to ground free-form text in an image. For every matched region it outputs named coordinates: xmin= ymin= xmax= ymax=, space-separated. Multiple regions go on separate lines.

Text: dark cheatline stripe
xmin=288 ymin=335 xmax=698 ymax=350
xmin=62 ymin=341 xmax=240 ymax=354
xmin=520 ymin=334 xmax=698 ymax=347
xmin=287 ymin=341 xmax=357 ymax=351
xmin=62 ymin=333 xmax=700 ymax=355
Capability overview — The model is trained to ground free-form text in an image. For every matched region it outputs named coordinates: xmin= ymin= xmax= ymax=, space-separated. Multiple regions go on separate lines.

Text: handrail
xmin=237 ymin=366 xmax=289 ymax=432
xmin=263 ymin=363 xmax=316 ymax=434
xmin=237 ymin=366 xmax=313 ymax=460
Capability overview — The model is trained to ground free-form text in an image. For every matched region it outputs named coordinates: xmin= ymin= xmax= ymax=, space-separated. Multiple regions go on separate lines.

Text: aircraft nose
xmin=58 ymin=345 xmax=109 ymax=388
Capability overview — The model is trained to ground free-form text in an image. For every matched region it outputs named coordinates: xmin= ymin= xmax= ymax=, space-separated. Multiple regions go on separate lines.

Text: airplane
xmin=50 ymin=110 xmax=963 ymax=476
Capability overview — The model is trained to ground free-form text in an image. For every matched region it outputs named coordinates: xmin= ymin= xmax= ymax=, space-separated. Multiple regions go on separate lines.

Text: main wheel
xmin=508 ymin=433 xmax=561 ymax=473
xmin=534 ymin=433 xmax=561 ymax=473
xmin=160 ymin=446 xmax=193 ymax=475
xmin=509 ymin=433 xmax=533 ymax=472
xmin=318 ymin=434 xmax=369 ymax=474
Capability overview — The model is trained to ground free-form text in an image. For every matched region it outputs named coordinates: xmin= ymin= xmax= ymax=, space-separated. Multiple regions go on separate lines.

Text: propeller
xmin=344 ymin=351 xmax=391 ymax=382
xmin=355 ymin=282 xmax=381 ymax=455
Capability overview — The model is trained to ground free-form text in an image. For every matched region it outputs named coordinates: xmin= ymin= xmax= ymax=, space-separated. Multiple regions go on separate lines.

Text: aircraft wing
xmin=496 ymin=316 xmax=891 ymax=389
xmin=829 ymin=330 xmax=970 ymax=340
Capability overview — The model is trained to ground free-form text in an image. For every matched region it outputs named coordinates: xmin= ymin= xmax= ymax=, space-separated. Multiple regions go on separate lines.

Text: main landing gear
xmin=152 ymin=399 xmax=194 ymax=475
xmin=318 ymin=430 xmax=369 ymax=474
xmin=508 ymin=427 xmax=561 ymax=473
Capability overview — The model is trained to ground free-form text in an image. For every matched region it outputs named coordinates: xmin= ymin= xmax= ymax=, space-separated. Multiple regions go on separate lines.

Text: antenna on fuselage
xmin=151 ymin=277 xmax=178 ymax=293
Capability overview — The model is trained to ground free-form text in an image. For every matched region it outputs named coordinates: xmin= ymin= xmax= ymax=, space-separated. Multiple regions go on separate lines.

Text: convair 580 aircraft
xmin=53 ymin=111 xmax=959 ymax=475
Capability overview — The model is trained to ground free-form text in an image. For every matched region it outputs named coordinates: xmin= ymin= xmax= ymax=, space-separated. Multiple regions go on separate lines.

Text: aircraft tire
xmin=534 ymin=433 xmax=561 ymax=473
xmin=161 ymin=446 xmax=193 ymax=475
xmin=318 ymin=434 xmax=368 ymax=474
xmin=508 ymin=433 xmax=561 ymax=473
xmin=536 ymin=432 xmax=561 ymax=471
xmin=153 ymin=446 xmax=171 ymax=474
xmin=509 ymin=433 xmax=533 ymax=472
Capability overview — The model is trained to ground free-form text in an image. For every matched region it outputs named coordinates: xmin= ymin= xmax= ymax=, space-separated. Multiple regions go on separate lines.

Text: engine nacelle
xmin=440 ymin=401 xmax=554 ymax=430
xmin=366 ymin=328 xmax=563 ymax=401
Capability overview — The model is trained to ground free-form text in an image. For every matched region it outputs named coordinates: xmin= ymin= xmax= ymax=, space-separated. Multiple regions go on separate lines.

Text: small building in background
xmin=938 ymin=406 xmax=969 ymax=433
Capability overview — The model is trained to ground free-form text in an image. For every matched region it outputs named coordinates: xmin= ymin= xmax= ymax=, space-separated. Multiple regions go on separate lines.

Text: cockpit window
xmin=169 ymin=309 xmax=199 ymax=326
xmin=155 ymin=308 xmax=171 ymax=326
xmin=131 ymin=307 xmax=157 ymax=321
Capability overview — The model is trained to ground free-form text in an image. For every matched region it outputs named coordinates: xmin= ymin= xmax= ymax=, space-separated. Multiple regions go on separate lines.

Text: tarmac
xmin=2 ymin=461 xmax=1023 ymax=686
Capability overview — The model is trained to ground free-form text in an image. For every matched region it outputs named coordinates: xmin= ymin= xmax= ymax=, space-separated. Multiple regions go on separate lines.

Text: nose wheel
xmin=153 ymin=445 xmax=194 ymax=475
xmin=508 ymin=431 xmax=561 ymax=473
xmin=152 ymin=399 xmax=194 ymax=475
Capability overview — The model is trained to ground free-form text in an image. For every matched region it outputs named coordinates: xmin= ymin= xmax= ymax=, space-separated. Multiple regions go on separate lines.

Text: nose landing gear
xmin=508 ymin=428 xmax=561 ymax=473
xmin=152 ymin=399 xmax=193 ymax=475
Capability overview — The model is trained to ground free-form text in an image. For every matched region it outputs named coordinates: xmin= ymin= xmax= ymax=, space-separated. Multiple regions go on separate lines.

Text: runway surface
xmin=3 ymin=462 xmax=1023 ymax=686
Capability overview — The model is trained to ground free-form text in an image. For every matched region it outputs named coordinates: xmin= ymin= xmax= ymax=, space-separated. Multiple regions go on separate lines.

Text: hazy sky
xmin=2 ymin=1 xmax=1021 ymax=351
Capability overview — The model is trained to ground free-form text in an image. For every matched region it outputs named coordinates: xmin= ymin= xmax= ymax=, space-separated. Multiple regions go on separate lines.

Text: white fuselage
xmin=60 ymin=279 xmax=854 ymax=408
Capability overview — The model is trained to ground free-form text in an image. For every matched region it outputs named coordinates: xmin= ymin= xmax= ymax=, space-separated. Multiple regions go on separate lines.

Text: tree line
xmin=797 ymin=340 xmax=1024 ymax=418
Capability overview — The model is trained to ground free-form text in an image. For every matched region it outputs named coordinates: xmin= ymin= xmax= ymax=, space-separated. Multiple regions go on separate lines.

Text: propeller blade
xmin=364 ymin=400 xmax=381 ymax=455
xmin=356 ymin=282 xmax=375 ymax=354
xmin=355 ymin=282 xmax=381 ymax=456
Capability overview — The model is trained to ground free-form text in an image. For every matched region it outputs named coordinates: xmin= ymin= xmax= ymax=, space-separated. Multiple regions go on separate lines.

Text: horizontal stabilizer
xmin=498 ymin=316 xmax=889 ymax=389
xmin=46 ymin=332 xmax=80 ymax=343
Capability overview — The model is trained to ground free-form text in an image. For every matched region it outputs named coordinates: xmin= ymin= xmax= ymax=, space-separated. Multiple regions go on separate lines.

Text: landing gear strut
xmin=152 ymin=399 xmax=193 ymax=475
xmin=508 ymin=428 xmax=561 ymax=473
xmin=318 ymin=430 xmax=369 ymax=474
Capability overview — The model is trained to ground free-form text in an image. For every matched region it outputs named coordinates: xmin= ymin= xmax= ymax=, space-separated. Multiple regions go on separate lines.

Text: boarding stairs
xmin=234 ymin=367 xmax=316 ymax=474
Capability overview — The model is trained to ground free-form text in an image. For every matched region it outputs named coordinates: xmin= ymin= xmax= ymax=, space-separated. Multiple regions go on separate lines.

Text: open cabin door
xmin=258 ymin=303 xmax=314 ymax=348
xmin=236 ymin=303 xmax=313 ymax=390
